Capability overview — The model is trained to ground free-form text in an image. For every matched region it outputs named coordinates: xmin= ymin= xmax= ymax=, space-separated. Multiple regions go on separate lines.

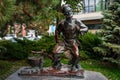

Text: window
xmin=83 ymin=0 xmax=108 ymax=13
xmin=87 ymin=24 xmax=101 ymax=30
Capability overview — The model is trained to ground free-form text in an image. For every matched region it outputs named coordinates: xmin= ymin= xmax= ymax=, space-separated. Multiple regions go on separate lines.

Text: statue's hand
xmin=55 ymin=38 xmax=61 ymax=43
xmin=57 ymin=42 xmax=63 ymax=46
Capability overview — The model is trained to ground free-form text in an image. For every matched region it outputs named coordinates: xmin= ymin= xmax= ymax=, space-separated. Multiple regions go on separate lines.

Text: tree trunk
xmin=23 ymin=2 xmax=33 ymax=18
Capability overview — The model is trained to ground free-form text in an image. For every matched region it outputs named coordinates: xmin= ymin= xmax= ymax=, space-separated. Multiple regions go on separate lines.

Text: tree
xmin=94 ymin=0 xmax=120 ymax=65
xmin=0 ymin=0 xmax=83 ymax=36
xmin=13 ymin=0 xmax=83 ymax=32
xmin=64 ymin=0 xmax=83 ymax=13
xmin=0 ymin=0 xmax=15 ymax=25
xmin=12 ymin=0 xmax=61 ymax=32
xmin=0 ymin=0 xmax=15 ymax=36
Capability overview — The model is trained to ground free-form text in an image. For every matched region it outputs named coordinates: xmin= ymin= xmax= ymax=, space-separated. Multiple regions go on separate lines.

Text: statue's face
xmin=63 ymin=6 xmax=73 ymax=18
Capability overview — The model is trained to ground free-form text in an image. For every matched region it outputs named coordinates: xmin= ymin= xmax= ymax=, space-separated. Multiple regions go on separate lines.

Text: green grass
xmin=61 ymin=59 xmax=120 ymax=80
xmin=0 ymin=59 xmax=120 ymax=80
xmin=0 ymin=61 xmax=12 ymax=75
xmin=80 ymin=60 xmax=120 ymax=80
xmin=0 ymin=60 xmax=29 ymax=80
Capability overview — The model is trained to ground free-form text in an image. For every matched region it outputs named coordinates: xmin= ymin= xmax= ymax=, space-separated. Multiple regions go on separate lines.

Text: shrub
xmin=78 ymin=32 xmax=102 ymax=58
xmin=80 ymin=50 xmax=90 ymax=60
xmin=17 ymin=35 xmax=55 ymax=53
xmin=0 ymin=46 xmax=7 ymax=59
xmin=0 ymin=34 xmax=101 ymax=60
xmin=36 ymin=35 xmax=55 ymax=52
xmin=0 ymin=40 xmax=29 ymax=60
xmin=0 ymin=35 xmax=56 ymax=60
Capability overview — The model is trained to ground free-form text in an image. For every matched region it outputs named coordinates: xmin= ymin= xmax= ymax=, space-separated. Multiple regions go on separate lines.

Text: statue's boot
xmin=52 ymin=54 xmax=62 ymax=70
xmin=71 ymin=58 xmax=81 ymax=71
xmin=75 ymin=63 xmax=82 ymax=70
xmin=68 ymin=56 xmax=74 ymax=65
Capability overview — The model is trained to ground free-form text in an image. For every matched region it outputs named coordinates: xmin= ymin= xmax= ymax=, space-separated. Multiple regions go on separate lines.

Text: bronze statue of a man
xmin=52 ymin=4 xmax=88 ymax=71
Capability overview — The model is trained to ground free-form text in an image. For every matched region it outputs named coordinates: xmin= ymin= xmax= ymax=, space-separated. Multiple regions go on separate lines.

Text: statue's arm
xmin=79 ymin=21 xmax=88 ymax=32
xmin=75 ymin=19 xmax=88 ymax=35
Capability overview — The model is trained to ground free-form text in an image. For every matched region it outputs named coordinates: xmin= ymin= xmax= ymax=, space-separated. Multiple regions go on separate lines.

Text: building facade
xmin=73 ymin=0 xmax=110 ymax=33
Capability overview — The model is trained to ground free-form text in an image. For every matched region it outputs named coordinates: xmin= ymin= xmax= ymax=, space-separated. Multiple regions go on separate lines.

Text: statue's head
xmin=62 ymin=4 xmax=73 ymax=18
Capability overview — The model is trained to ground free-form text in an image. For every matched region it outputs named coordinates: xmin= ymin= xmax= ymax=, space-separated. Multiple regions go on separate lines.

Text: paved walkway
xmin=6 ymin=67 xmax=108 ymax=80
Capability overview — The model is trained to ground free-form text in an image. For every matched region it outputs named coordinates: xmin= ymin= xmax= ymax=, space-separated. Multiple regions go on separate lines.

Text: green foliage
xmin=0 ymin=0 xmax=84 ymax=35
xmin=81 ymin=60 xmax=120 ymax=80
xmin=0 ymin=60 xmax=29 ymax=79
xmin=0 ymin=0 xmax=15 ymax=26
xmin=0 ymin=33 xmax=102 ymax=60
xmin=0 ymin=0 xmax=15 ymax=36
xmin=0 ymin=35 xmax=55 ymax=60
xmin=0 ymin=41 xmax=29 ymax=60
xmin=94 ymin=0 xmax=120 ymax=65
xmin=13 ymin=0 xmax=61 ymax=28
xmin=1 ymin=59 xmax=120 ymax=80
xmin=93 ymin=46 xmax=108 ymax=56
xmin=0 ymin=60 xmax=12 ymax=75
xmin=79 ymin=32 xmax=102 ymax=53
xmin=0 ymin=46 xmax=7 ymax=59
xmin=78 ymin=32 xmax=102 ymax=59
xmin=64 ymin=0 xmax=83 ymax=12
xmin=80 ymin=50 xmax=90 ymax=60
xmin=35 ymin=35 xmax=56 ymax=52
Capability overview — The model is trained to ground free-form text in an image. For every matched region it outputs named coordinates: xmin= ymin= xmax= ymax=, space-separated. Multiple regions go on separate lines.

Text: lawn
xmin=0 ymin=59 xmax=120 ymax=80
xmin=80 ymin=60 xmax=120 ymax=80
xmin=0 ymin=60 xmax=28 ymax=80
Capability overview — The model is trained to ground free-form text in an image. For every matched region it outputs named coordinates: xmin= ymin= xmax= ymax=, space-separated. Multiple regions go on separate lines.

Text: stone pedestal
xmin=18 ymin=65 xmax=84 ymax=78
xmin=6 ymin=66 xmax=108 ymax=80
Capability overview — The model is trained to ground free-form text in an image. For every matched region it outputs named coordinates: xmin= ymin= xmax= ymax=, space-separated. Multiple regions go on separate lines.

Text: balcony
xmin=73 ymin=12 xmax=103 ymax=21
